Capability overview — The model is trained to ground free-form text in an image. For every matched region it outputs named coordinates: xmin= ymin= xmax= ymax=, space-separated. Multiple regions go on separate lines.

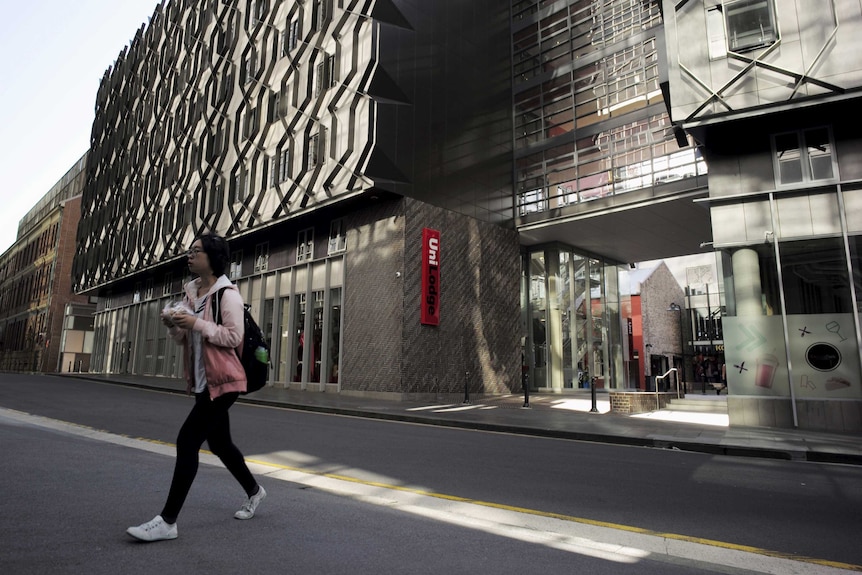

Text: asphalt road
xmin=2 ymin=374 xmax=860 ymax=574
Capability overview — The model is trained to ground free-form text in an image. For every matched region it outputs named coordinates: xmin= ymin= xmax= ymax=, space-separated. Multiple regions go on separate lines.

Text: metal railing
xmin=654 ymin=368 xmax=680 ymax=410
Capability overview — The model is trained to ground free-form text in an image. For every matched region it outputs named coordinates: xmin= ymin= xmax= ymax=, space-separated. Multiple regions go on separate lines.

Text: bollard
xmin=589 ymin=377 xmax=599 ymax=413
xmin=463 ymin=371 xmax=470 ymax=404
xmin=522 ymin=370 xmax=530 ymax=408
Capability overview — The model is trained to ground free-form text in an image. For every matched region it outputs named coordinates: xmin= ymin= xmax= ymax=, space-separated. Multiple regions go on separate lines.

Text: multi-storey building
xmin=0 ymin=155 xmax=96 ymax=373
xmin=71 ymin=1 xmax=714 ymax=396
xmin=73 ymin=0 xmax=522 ymax=396
xmin=511 ymin=0 xmax=711 ymax=392
xmin=663 ymin=0 xmax=862 ymax=430
xmin=69 ymin=0 xmax=862 ymax=430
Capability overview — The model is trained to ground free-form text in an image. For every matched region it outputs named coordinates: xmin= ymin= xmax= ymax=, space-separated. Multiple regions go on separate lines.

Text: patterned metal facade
xmin=71 ymin=0 xmax=523 ymax=396
xmin=74 ymin=0 xmax=419 ymax=293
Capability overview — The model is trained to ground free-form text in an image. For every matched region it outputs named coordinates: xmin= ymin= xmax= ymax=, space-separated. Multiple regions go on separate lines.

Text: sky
xmin=0 ymin=0 xmax=161 ymax=254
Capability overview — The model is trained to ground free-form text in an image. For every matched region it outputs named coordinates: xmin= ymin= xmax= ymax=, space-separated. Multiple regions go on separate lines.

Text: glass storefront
xmin=291 ymin=293 xmax=306 ymax=383
xmin=90 ymin=256 xmax=344 ymax=391
xmin=721 ymin=230 xmax=862 ymax=402
xmin=327 ymin=287 xmax=342 ymax=384
xmin=523 ymin=245 xmax=622 ymax=391
xmin=277 ymin=297 xmax=291 ymax=382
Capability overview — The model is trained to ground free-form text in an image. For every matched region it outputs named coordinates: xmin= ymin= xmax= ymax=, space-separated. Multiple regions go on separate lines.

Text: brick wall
xmin=46 ymin=196 xmax=91 ymax=372
xmin=401 ymin=198 xmax=521 ymax=396
xmin=640 ymin=261 xmax=686 ymax=386
xmin=610 ymin=391 xmax=675 ymax=414
xmin=340 ymin=198 xmax=406 ymax=394
xmin=340 ymin=197 xmax=521 ymax=397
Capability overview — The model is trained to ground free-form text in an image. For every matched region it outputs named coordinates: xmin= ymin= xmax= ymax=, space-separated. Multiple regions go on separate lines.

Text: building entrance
xmin=522 ymin=246 xmax=623 ymax=392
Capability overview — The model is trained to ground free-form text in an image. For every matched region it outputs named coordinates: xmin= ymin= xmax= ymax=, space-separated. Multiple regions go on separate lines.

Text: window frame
xmin=328 ymin=218 xmax=347 ymax=254
xmin=254 ymin=242 xmax=269 ymax=273
xmin=297 ymin=227 xmax=315 ymax=262
xmin=308 ymin=132 xmax=320 ymax=168
xmin=723 ymin=0 xmax=779 ymax=53
xmin=229 ymin=250 xmax=243 ymax=280
xmin=772 ymin=126 xmax=837 ymax=187
xmin=289 ymin=19 xmax=300 ymax=52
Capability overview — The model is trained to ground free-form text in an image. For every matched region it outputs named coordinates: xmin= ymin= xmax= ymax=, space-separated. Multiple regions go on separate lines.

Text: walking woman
xmin=127 ymin=233 xmax=265 ymax=542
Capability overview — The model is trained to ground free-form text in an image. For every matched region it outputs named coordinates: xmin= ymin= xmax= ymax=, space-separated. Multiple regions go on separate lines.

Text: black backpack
xmin=212 ymin=287 xmax=270 ymax=394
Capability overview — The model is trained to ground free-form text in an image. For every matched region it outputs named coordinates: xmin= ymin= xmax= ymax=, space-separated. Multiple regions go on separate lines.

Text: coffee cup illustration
xmin=755 ymin=354 xmax=779 ymax=388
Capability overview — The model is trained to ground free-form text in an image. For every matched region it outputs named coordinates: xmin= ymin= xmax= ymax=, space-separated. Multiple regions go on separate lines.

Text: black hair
xmin=197 ymin=232 xmax=230 ymax=277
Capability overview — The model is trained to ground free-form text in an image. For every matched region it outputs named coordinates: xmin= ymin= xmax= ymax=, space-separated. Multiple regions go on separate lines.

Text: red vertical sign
xmin=421 ymin=228 xmax=440 ymax=326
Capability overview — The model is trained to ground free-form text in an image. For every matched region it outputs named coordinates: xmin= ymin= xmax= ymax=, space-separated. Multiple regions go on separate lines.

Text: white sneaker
xmin=234 ymin=485 xmax=266 ymax=520
xmin=126 ymin=515 xmax=178 ymax=542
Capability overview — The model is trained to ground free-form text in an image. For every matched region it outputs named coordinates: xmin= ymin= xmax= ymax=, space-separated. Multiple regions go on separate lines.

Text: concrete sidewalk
xmin=63 ymin=373 xmax=862 ymax=466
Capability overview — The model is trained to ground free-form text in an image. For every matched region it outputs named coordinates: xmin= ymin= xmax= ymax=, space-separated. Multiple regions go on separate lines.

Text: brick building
xmin=624 ymin=262 xmax=687 ymax=391
xmin=0 ymin=155 xmax=96 ymax=373
xmin=63 ymin=0 xmax=861 ymax=430
xmin=72 ymin=0 xmax=522 ymax=397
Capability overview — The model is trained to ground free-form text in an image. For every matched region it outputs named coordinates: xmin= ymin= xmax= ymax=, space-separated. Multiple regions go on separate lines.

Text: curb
xmin=63 ymin=374 xmax=862 ymax=467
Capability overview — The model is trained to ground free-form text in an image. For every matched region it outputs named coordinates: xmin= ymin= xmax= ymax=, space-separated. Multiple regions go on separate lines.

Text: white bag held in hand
xmin=161 ymin=301 xmax=194 ymax=327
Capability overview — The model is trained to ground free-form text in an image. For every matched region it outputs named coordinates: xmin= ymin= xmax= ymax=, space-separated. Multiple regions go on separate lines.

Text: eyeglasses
xmin=186 ymin=248 xmax=204 ymax=258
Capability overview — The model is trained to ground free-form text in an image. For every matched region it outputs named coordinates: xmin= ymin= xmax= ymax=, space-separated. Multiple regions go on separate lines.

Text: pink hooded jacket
xmin=168 ymin=275 xmax=246 ymax=398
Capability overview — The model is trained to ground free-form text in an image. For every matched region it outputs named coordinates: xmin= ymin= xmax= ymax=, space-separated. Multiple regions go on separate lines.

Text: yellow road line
xmin=4 ymin=407 xmax=859 ymax=573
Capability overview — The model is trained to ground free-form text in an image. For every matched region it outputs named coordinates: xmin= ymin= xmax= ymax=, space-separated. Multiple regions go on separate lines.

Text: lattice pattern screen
xmin=73 ymin=0 xmax=406 ymax=293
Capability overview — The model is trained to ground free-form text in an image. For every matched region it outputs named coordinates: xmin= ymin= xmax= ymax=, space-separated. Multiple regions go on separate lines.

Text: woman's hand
xmin=171 ymin=311 xmax=197 ymax=330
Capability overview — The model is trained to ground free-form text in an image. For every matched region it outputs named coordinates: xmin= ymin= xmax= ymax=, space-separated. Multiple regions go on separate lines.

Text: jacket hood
xmin=183 ymin=275 xmax=236 ymax=301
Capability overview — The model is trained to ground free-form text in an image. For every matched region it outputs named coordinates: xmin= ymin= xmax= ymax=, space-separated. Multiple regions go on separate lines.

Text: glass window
xmin=328 ymin=218 xmax=347 ymax=254
xmin=229 ymin=250 xmax=243 ymax=280
xmin=308 ymin=132 xmax=320 ymax=167
xmin=297 ymin=228 xmax=314 ymax=262
xmin=311 ymin=290 xmax=324 ymax=382
xmin=254 ymin=243 xmax=269 ymax=273
xmin=780 ymin=238 xmax=853 ymax=315
xmin=707 ymin=7 xmax=728 ymax=59
xmin=277 ymin=297 xmax=290 ymax=381
xmin=292 ymin=293 xmax=306 ymax=382
xmin=851 ymin=235 xmax=862 ymax=315
xmin=806 ymin=128 xmax=834 ymax=181
xmin=775 ymin=132 xmax=803 ymax=184
xmin=289 ymin=19 xmax=300 ymax=52
xmin=558 ymin=252 xmax=576 ymax=388
xmin=773 ymin=127 xmax=835 ymax=186
xmin=529 ymin=252 xmax=548 ymax=389
xmin=724 ymin=0 xmax=778 ymax=52
xmin=327 ymin=288 xmax=341 ymax=383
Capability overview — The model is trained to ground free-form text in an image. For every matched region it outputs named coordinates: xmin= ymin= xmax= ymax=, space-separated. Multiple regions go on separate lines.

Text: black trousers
xmin=161 ymin=388 xmax=257 ymax=523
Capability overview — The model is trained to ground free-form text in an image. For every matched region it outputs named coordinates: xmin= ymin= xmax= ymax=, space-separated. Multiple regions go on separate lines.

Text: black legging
xmin=161 ymin=389 xmax=257 ymax=523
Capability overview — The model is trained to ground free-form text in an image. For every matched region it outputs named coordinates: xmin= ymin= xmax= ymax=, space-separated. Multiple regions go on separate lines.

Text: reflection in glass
xmin=277 ymin=297 xmax=290 ymax=381
xmin=311 ymin=291 xmax=324 ymax=383
xmin=328 ymin=288 xmax=342 ymax=384
xmin=291 ymin=293 xmax=306 ymax=382
xmin=573 ymin=257 xmax=589 ymax=387
xmin=806 ymin=127 xmax=833 ymax=181
xmin=262 ymin=299 xmax=273 ymax=350
xmin=590 ymin=259 xmax=606 ymax=384
xmin=530 ymin=252 xmax=547 ymax=388
xmin=780 ymin=238 xmax=852 ymax=314
xmin=850 ymin=236 xmax=862 ymax=314
xmin=558 ymin=252 xmax=575 ymax=387
xmin=776 ymin=132 xmax=803 ymax=184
